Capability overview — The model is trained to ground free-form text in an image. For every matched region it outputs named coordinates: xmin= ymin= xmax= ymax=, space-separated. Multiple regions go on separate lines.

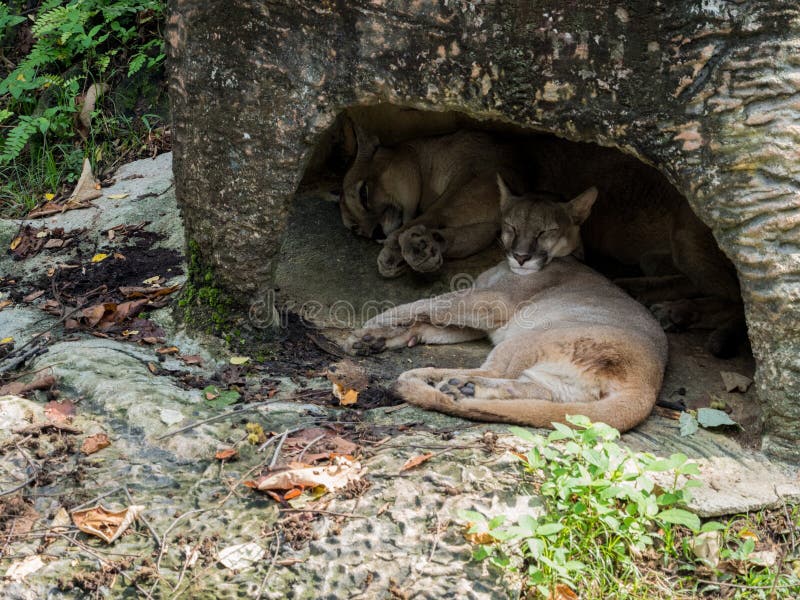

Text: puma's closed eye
xmin=359 ymin=182 xmax=369 ymax=209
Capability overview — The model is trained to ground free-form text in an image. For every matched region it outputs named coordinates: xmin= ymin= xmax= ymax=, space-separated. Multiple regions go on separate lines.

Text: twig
xmin=155 ymin=508 xmax=210 ymax=573
xmin=154 ymin=398 xmax=285 ymax=440
xmin=257 ymin=427 xmax=302 ymax=453
xmin=255 ymin=534 xmax=282 ymax=599
xmin=296 ymin=434 xmax=326 ymax=462
xmin=269 ymin=430 xmax=290 ymax=469
xmin=0 ymin=476 xmax=36 ymax=498
xmin=12 ymin=422 xmax=82 ymax=435
xmin=279 ymin=508 xmax=366 ymax=519
xmin=695 ymin=578 xmax=798 ymax=590
xmin=124 ymin=487 xmax=160 ymax=548
xmin=72 ymin=486 xmax=124 ymax=511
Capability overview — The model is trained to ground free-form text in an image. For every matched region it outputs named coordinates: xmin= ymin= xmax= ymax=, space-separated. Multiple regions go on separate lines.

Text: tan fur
xmin=340 ymin=121 xmax=525 ymax=277
xmin=344 ymin=183 xmax=667 ymax=432
xmin=519 ymin=137 xmax=746 ymax=356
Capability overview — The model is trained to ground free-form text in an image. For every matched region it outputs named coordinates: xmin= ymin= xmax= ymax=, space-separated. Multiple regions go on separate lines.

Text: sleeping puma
xmin=340 ymin=121 xmax=526 ymax=278
xmin=344 ymin=178 xmax=667 ymax=432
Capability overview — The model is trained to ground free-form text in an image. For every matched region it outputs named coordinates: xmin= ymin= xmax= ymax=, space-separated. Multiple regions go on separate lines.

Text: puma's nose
xmin=371 ymin=225 xmax=386 ymax=241
xmin=513 ymin=253 xmax=531 ymax=265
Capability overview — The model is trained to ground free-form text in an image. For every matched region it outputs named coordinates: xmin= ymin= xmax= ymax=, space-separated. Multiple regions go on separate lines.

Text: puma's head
xmin=498 ymin=175 xmax=598 ymax=275
xmin=340 ymin=122 xmax=404 ymax=241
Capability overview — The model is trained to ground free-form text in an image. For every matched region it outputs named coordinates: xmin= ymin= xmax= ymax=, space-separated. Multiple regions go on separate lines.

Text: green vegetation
xmin=0 ymin=0 xmax=168 ymax=216
xmin=463 ymin=416 xmax=800 ymax=599
xmin=178 ymin=240 xmax=236 ymax=338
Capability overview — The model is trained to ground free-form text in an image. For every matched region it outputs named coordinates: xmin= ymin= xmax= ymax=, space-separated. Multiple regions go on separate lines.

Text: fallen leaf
xmin=44 ymin=193 xmax=55 ymax=201
xmin=22 ymin=290 xmax=44 ymax=302
xmin=283 ymin=488 xmax=303 ymax=500
xmin=49 ymin=507 xmax=71 ymax=536
xmin=35 ymin=230 xmax=49 ymax=238
xmin=548 ymin=583 xmax=579 ymax=600
xmin=400 ymin=453 xmax=434 ymax=472
xmin=4 ymin=555 xmax=46 ymax=582
xmin=215 ymin=448 xmax=238 ymax=461
xmin=230 ymin=356 xmax=250 ymax=365
xmin=81 ymin=433 xmax=111 ymax=455
xmin=0 ymin=299 xmax=12 ymax=310
xmin=113 ymin=252 xmax=126 ymax=260
xmin=691 ymin=530 xmax=721 ymax=568
xmin=218 ymin=542 xmax=264 ymax=570
xmin=0 ymin=337 xmax=13 ymax=344
xmin=178 ymin=354 xmax=203 ymax=366
xmin=245 ymin=456 xmax=364 ymax=496
xmin=76 ymin=82 xmax=109 ymax=139
xmin=333 ymin=382 xmax=359 ymax=406
xmin=748 ymin=549 xmax=778 ymax=567
xmin=720 ymin=371 xmax=753 ymax=393
xmin=107 ymin=193 xmax=129 ymax=200
xmin=142 ymin=276 xmax=161 ymax=285
xmin=0 ymin=374 xmax=55 ymax=396
xmin=44 ymin=399 xmax=76 ymax=423
xmin=156 ymin=346 xmax=179 ymax=355
xmin=43 ymin=238 xmax=64 ymax=249
xmin=91 ymin=253 xmax=109 ymax=263
xmin=463 ymin=522 xmax=495 ymax=545
xmin=9 ymin=236 xmax=21 ymax=251
xmin=71 ymin=504 xmax=143 ymax=543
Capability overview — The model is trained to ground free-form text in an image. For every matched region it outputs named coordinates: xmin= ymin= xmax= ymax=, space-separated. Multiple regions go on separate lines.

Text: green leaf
xmin=536 ymin=522 xmax=564 ymax=536
xmin=458 ymin=510 xmax=486 ymax=524
xmin=657 ymin=508 xmax=701 ymax=532
xmin=508 ymin=425 xmax=538 ymax=443
xmin=697 ymin=408 xmax=738 ymax=429
xmin=679 ymin=412 xmax=699 ymax=437
xmin=207 ymin=390 xmax=240 ymax=408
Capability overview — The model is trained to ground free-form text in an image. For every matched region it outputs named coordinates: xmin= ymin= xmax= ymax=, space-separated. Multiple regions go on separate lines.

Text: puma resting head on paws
xmin=339 ymin=119 xmax=526 ymax=278
xmin=344 ymin=176 xmax=668 ymax=432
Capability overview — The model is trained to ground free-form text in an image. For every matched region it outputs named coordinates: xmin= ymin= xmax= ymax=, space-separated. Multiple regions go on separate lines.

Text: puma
xmin=524 ymin=137 xmax=746 ymax=358
xmin=344 ymin=178 xmax=667 ymax=432
xmin=340 ymin=121 xmax=526 ymax=278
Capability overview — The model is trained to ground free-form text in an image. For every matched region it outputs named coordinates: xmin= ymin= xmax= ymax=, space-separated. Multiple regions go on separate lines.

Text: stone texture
xmin=167 ymin=1 xmax=800 ymax=460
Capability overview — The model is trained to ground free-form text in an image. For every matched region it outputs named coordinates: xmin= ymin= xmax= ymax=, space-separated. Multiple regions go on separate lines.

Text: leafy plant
xmin=0 ymin=0 xmax=167 ymax=215
xmin=462 ymin=416 xmax=710 ymax=598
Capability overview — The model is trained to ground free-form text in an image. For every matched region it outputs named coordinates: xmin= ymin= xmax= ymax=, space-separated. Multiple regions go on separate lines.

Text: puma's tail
xmin=395 ymin=371 xmax=657 ymax=433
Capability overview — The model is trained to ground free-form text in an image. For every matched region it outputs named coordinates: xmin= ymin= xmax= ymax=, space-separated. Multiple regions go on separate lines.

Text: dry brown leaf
xmin=71 ymin=504 xmax=143 ymax=543
xmin=215 ymin=448 xmax=238 ymax=461
xmin=44 ymin=399 xmax=76 ymax=423
xmin=76 ymin=82 xmax=109 ymax=139
xmin=333 ymin=382 xmax=359 ymax=406
xmin=0 ymin=374 xmax=55 ymax=396
xmin=400 ymin=453 xmax=434 ymax=472
xmin=67 ymin=158 xmax=103 ymax=205
xmin=156 ymin=346 xmax=179 ymax=355
xmin=720 ymin=371 xmax=753 ymax=393
xmin=0 ymin=299 xmax=12 ymax=310
xmin=22 ymin=289 xmax=44 ymax=303
xmin=245 ymin=456 xmax=364 ymax=495
xmin=178 ymin=354 xmax=203 ymax=366
xmin=81 ymin=433 xmax=111 ymax=455
xmin=464 ymin=529 xmax=495 ymax=545
xmin=548 ymin=583 xmax=580 ymax=600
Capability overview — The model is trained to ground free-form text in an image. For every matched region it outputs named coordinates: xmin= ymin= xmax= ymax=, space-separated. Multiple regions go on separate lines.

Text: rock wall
xmin=167 ymin=1 xmax=800 ymax=460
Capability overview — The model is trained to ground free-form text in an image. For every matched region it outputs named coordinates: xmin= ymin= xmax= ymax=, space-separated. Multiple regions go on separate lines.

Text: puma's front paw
xmin=343 ymin=325 xmax=420 ymax=355
xmin=399 ymin=225 xmax=445 ymax=273
xmin=377 ymin=236 xmax=407 ymax=278
xmin=651 ymin=300 xmax=699 ymax=332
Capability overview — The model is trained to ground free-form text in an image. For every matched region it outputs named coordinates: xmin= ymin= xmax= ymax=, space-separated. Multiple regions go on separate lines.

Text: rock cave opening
xmin=276 ymin=104 xmax=759 ymax=447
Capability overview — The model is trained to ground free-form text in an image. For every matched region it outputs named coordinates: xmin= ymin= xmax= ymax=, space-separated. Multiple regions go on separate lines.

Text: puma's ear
xmin=351 ymin=119 xmax=379 ymax=160
xmin=497 ymin=174 xmax=515 ymax=212
xmin=342 ymin=116 xmax=358 ymax=159
xmin=567 ymin=186 xmax=598 ymax=224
